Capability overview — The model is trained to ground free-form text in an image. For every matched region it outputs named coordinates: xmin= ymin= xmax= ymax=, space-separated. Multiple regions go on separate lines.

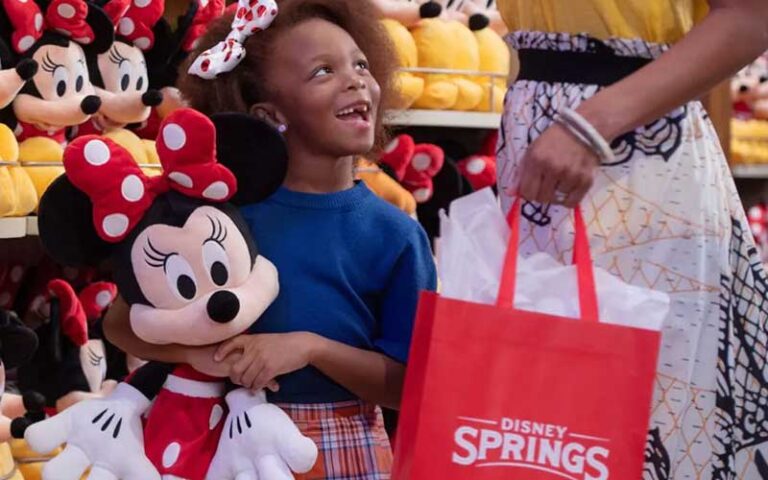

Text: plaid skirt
xmin=278 ymin=401 xmax=393 ymax=480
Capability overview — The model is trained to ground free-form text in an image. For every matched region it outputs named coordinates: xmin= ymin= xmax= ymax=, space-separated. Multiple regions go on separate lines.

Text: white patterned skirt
xmin=497 ymin=31 xmax=768 ymax=480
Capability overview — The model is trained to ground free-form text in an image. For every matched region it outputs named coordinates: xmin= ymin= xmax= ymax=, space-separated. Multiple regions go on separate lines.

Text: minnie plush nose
xmin=142 ymin=89 xmax=163 ymax=107
xmin=207 ymin=291 xmax=240 ymax=323
xmin=81 ymin=96 xmax=102 ymax=115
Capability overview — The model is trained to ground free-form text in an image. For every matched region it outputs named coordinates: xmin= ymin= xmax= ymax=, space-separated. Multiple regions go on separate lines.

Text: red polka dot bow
xmin=2 ymin=0 xmax=96 ymax=53
xmin=63 ymin=108 xmax=237 ymax=242
xmin=102 ymin=0 xmax=164 ymax=51
xmin=188 ymin=0 xmax=278 ymax=79
xmin=181 ymin=0 xmax=226 ymax=52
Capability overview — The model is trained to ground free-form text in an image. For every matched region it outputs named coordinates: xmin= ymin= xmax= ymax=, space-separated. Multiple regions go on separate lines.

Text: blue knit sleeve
xmin=374 ymin=224 xmax=437 ymax=364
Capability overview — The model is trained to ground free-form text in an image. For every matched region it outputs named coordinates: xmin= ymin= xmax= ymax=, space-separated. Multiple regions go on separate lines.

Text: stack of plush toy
xmin=371 ymin=0 xmax=510 ymax=112
xmin=731 ymin=52 xmax=768 ymax=165
xmin=0 ymin=0 xmax=218 ymax=219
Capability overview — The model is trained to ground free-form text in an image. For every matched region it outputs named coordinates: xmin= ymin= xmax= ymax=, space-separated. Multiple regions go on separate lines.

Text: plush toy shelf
xmin=731 ymin=164 xmax=768 ymax=179
xmin=385 ymin=109 xmax=502 ymax=129
xmin=0 ymin=217 xmax=38 ymax=239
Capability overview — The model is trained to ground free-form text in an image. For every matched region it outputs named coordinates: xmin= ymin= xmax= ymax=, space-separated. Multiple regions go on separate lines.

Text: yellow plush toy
xmin=0 ymin=125 xmax=37 ymax=217
xmin=380 ymin=19 xmax=424 ymax=109
xmin=356 ymin=158 xmax=417 ymax=216
xmin=443 ymin=17 xmax=484 ymax=111
xmin=101 ymin=129 xmax=162 ymax=177
xmin=467 ymin=14 xmax=509 ymax=112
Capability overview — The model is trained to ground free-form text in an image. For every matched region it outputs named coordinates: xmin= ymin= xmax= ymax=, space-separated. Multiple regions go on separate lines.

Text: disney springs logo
xmin=452 ymin=416 xmax=610 ymax=480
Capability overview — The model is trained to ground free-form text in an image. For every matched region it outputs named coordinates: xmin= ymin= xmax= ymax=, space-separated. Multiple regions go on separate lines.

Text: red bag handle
xmin=496 ymin=198 xmax=599 ymax=322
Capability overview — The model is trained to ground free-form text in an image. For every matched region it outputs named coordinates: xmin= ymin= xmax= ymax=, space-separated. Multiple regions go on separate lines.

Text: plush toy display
xmin=379 ymin=133 xmax=445 ymax=203
xmin=461 ymin=0 xmax=507 ymax=35
xmin=0 ymin=0 xmax=114 ymax=203
xmin=0 ymin=39 xmax=40 ymax=218
xmin=409 ymin=0 xmax=484 ymax=110
xmin=0 ymin=310 xmax=44 ymax=480
xmin=456 ymin=130 xmax=497 ymax=189
xmin=732 ymin=55 xmax=768 ymax=120
xmin=18 ymin=277 xmax=118 ymax=414
xmin=70 ymin=0 xmax=164 ymax=138
xmin=464 ymin=12 xmax=508 ymax=112
xmin=355 ymin=157 xmax=417 ymax=216
xmin=25 ymin=108 xmax=317 ymax=480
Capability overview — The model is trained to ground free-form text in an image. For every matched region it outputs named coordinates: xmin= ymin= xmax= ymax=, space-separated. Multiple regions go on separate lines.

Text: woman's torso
xmin=497 ymin=0 xmax=709 ymax=43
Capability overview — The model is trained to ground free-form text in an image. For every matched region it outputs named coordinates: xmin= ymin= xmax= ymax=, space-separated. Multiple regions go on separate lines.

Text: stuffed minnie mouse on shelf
xmin=24 ymin=108 xmax=318 ymax=480
xmin=0 ymin=0 xmax=114 ymax=202
xmin=72 ymin=0 xmax=165 ymax=138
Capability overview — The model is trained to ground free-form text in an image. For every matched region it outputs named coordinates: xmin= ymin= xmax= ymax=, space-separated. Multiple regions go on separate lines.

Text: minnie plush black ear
xmin=84 ymin=3 xmax=115 ymax=55
xmin=0 ymin=310 xmax=38 ymax=369
xmin=38 ymin=175 xmax=113 ymax=268
xmin=211 ymin=113 xmax=288 ymax=206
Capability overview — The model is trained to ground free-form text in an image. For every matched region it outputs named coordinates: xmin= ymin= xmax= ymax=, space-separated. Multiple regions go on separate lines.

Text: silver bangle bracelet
xmin=555 ymin=108 xmax=615 ymax=164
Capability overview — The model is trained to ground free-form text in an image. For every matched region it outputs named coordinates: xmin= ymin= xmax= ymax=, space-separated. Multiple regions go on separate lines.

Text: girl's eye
xmin=313 ymin=66 xmax=332 ymax=78
xmin=355 ymin=61 xmax=369 ymax=71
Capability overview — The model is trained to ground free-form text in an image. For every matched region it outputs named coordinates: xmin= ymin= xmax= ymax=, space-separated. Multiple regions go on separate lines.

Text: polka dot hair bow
xmin=188 ymin=0 xmax=278 ymax=79
xmin=2 ymin=0 xmax=97 ymax=53
xmin=63 ymin=108 xmax=237 ymax=242
xmin=103 ymin=0 xmax=165 ymax=51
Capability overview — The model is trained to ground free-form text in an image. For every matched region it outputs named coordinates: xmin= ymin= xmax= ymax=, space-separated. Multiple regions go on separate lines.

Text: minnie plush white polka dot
xmin=188 ymin=0 xmax=278 ymax=79
xmin=25 ymin=108 xmax=317 ymax=480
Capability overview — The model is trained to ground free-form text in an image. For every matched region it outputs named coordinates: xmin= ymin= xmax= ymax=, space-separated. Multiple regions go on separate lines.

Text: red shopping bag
xmin=393 ymin=200 xmax=661 ymax=480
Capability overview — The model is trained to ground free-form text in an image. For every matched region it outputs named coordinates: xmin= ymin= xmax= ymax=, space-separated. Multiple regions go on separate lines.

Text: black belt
xmin=516 ymin=39 xmax=653 ymax=86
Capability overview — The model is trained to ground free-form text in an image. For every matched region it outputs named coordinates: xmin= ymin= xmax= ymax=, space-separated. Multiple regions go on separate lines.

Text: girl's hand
xmin=517 ymin=122 xmax=600 ymax=208
xmin=186 ymin=345 xmax=240 ymax=378
xmin=215 ymin=333 xmax=319 ymax=392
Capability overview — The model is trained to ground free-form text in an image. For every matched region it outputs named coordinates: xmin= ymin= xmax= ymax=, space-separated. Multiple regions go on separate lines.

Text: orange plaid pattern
xmin=278 ymin=401 xmax=393 ymax=480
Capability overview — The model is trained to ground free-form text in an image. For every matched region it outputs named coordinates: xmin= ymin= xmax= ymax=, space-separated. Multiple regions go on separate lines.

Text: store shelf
xmin=0 ymin=217 xmax=38 ymax=239
xmin=385 ymin=110 xmax=501 ymax=129
xmin=732 ymin=164 xmax=768 ymax=179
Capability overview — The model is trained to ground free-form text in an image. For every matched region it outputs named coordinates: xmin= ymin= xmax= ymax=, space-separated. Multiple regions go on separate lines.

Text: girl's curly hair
xmin=177 ymin=0 xmax=397 ymax=151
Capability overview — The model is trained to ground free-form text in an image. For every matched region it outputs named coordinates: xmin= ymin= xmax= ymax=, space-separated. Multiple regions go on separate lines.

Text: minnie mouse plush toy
xmin=24 ymin=108 xmax=318 ymax=480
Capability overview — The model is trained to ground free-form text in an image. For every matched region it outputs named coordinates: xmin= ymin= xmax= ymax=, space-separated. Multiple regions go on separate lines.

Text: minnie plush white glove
xmin=25 ymin=382 xmax=160 ymax=480
xmin=205 ymin=388 xmax=318 ymax=480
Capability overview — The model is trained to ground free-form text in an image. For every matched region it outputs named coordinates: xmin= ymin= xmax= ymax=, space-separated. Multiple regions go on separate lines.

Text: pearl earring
xmin=278 ymin=124 xmax=287 ymax=133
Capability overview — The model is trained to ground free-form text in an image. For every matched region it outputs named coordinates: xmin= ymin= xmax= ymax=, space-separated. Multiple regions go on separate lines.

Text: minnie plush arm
xmin=23 ymin=363 xmax=166 ymax=480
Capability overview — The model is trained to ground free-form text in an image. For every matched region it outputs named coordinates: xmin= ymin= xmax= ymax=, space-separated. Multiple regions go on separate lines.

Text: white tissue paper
xmin=437 ymin=188 xmax=669 ymax=332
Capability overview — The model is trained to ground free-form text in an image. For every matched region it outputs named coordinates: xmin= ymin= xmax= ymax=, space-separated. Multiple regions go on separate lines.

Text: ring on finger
xmin=553 ymin=190 xmax=568 ymax=204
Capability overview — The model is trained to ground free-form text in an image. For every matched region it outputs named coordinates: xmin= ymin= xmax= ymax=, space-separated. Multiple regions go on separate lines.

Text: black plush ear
xmin=38 ymin=175 xmax=113 ymax=267
xmin=416 ymin=158 xmax=464 ymax=243
xmin=144 ymin=19 xmax=176 ymax=89
xmin=0 ymin=310 xmax=38 ymax=369
xmin=0 ymin=38 xmax=13 ymax=70
xmin=211 ymin=113 xmax=288 ymax=206
xmin=84 ymin=3 xmax=115 ymax=55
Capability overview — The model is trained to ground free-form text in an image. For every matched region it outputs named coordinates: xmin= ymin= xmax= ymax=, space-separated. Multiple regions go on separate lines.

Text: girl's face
xmin=266 ymin=18 xmax=381 ymax=158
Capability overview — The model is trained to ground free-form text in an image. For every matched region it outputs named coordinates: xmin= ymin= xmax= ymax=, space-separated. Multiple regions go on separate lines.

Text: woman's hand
xmin=214 ymin=333 xmax=318 ymax=392
xmin=517 ymin=122 xmax=600 ymax=208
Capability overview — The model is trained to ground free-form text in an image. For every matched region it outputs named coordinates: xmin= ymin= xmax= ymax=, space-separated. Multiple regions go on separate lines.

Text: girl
xmin=103 ymin=0 xmax=437 ymax=478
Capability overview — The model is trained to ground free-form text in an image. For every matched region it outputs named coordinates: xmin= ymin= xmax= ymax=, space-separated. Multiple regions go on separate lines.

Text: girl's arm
xmin=216 ymin=333 xmax=406 ymax=410
xmin=518 ymin=0 xmax=768 ymax=206
xmin=102 ymin=295 xmax=233 ymax=377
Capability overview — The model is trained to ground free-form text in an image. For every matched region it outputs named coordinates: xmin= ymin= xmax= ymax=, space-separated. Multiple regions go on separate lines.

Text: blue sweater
xmin=239 ymin=182 xmax=437 ymax=403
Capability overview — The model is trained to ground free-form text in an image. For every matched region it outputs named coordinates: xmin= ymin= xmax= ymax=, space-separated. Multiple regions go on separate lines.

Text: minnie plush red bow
xmin=102 ymin=0 xmax=164 ymax=51
xmin=2 ymin=0 xmax=96 ymax=53
xmin=63 ymin=108 xmax=237 ymax=242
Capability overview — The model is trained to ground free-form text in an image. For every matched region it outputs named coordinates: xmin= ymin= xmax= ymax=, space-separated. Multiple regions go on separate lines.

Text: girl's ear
xmin=249 ymin=103 xmax=287 ymax=131
xmin=211 ymin=112 xmax=288 ymax=206
xmin=38 ymin=176 xmax=113 ymax=268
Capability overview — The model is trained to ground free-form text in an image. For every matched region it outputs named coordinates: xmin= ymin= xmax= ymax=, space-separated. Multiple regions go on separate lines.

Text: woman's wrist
xmin=575 ymin=94 xmax=628 ymax=143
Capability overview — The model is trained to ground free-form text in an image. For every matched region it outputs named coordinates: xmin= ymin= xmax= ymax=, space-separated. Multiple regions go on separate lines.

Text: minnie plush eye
xmin=165 ymin=255 xmax=197 ymax=300
xmin=136 ymin=76 xmax=144 ymax=91
xmin=119 ymin=61 xmax=133 ymax=92
xmin=203 ymin=241 xmax=230 ymax=286
xmin=53 ymin=68 xmax=68 ymax=97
